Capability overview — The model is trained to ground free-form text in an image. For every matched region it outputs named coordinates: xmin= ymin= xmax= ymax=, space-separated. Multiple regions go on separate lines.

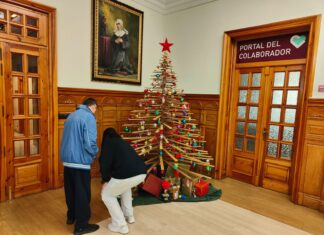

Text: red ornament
xmin=175 ymin=153 xmax=181 ymax=159
xmin=159 ymin=38 xmax=173 ymax=53
xmin=162 ymin=180 xmax=171 ymax=190
xmin=174 ymin=170 xmax=179 ymax=178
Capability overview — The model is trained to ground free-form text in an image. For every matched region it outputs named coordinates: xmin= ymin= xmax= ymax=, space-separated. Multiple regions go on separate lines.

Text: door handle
xmin=263 ymin=128 xmax=268 ymax=139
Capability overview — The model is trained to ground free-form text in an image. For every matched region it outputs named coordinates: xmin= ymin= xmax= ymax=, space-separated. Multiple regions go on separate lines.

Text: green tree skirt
xmin=133 ymin=184 xmax=222 ymax=206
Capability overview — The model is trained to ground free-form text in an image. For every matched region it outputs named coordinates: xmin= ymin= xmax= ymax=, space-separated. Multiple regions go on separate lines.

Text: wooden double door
xmin=228 ymin=65 xmax=305 ymax=193
xmin=0 ymin=42 xmax=49 ymax=199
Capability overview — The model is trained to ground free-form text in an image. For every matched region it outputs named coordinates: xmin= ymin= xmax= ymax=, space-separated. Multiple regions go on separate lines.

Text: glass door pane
xmin=234 ymin=71 xmax=261 ymax=154
xmin=264 ymin=67 xmax=302 ymax=161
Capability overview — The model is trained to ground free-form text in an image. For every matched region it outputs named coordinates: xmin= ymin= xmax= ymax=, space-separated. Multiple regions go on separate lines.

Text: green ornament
xmin=155 ymin=110 xmax=160 ymax=115
xmin=158 ymin=118 xmax=161 ymax=124
xmin=173 ymin=163 xmax=178 ymax=169
xmin=197 ymin=151 xmax=201 ymax=156
xmin=192 ymin=125 xmax=196 ymax=129
xmin=180 ymin=97 xmax=184 ymax=102
xmin=124 ymin=127 xmax=129 ymax=132
xmin=187 ymin=133 xmax=191 ymax=137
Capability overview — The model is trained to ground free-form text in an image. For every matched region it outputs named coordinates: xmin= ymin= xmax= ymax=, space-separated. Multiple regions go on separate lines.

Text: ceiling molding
xmin=131 ymin=0 xmax=218 ymax=15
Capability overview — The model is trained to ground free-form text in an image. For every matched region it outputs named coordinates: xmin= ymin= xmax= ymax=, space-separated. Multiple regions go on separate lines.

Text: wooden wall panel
xmin=298 ymin=99 xmax=324 ymax=212
xmin=56 ymin=88 xmax=219 ymax=187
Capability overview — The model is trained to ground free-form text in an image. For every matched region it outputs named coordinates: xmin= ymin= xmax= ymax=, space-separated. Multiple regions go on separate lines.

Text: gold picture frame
xmin=92 ymin=0 xmax=143 ymax=84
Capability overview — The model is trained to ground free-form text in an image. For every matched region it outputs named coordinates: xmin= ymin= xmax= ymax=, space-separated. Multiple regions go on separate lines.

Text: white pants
xmin=101 ymin=174 xmax=146 ymax=227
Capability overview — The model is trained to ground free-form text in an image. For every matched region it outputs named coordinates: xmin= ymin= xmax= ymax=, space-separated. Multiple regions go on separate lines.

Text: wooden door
xmin=0 ymin=43 xmax=4 ymax=200
xmin=3 ymin=43 xmax=49 ymax=198
xmin=261 ymin=65 xmax=305 ymax=193
xmin=229 ymin=68 xmax=265 ymax=184
xmin=229 ymin=65 xmax=305 ymax=194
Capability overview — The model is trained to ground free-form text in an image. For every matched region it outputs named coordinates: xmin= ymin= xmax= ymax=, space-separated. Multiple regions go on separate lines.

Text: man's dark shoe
xmin=66 ymin=218 xmax=75 ymax=225
xmin=74 ymin=224 xmax=100 ymax=235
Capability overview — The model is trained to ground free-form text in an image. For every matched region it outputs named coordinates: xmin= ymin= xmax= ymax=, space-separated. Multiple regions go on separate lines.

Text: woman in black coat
xmin=99 ymin=128 xmax=146 ymax=234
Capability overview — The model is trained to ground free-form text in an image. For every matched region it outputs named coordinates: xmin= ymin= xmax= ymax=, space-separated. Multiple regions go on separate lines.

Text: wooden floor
xmin=0 ymin=177 xmax=323 ymax=235
xmin=96 ymin=200 xmax=310 ymax=235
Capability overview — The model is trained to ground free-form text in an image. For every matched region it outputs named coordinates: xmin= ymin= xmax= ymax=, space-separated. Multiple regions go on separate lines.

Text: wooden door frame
xmin=0 ymin=0 xmax=57 ymax=201
xmin=216 ymin=15 xmax=321 ymax=203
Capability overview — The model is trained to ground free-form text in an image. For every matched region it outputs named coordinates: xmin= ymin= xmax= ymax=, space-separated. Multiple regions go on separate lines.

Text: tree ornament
xmin=124 ymin=127 xmax=129 ymax=132
xmin=162 ymin=180 xmax=171 ymax=190
xmin=155 ymin=110 xmax=160 ymax=115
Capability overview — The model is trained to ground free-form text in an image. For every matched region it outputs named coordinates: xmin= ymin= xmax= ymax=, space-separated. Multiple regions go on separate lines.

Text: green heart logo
xmin=290 ymin=35 xmax=306 ymax=48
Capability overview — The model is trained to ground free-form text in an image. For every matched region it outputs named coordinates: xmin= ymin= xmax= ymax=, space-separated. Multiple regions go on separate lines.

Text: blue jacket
xmin=60 ymin=105 xmax=98 ymax=170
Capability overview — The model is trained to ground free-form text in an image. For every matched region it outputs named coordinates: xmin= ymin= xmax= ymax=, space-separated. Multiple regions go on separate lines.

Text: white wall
xmin=36 ymin=0 xmax=324 ymax=97
xmin=37 ymin=0 xmax=165 ymax=92
xmin=166 ymin=0 xmax=324 ymax=97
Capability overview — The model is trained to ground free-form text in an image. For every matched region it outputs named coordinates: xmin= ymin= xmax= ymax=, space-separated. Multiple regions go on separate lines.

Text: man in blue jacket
xmin=60 ymin=98 xmax=99 ymax=235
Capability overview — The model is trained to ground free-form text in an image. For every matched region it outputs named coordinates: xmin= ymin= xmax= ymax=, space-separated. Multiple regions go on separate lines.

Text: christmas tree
xmin=121 ymin=39 xmax=214 ymax=182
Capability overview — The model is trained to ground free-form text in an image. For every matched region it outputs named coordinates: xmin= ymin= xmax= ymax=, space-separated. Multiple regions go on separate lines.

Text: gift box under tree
xmin=195 ymin=179 xmax=209 ymax=197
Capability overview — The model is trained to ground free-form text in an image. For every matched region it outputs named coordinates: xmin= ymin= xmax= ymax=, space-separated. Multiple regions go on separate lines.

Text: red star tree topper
xmin=160 ymin=38 xmax=173 ymax=53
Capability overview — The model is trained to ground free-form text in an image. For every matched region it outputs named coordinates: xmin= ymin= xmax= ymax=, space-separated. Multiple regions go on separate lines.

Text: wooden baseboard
xmin=299 ymin=192 xmax=323 ymax=210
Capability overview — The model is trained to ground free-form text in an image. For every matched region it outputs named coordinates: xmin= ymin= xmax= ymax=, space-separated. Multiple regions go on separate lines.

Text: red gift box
xmin=141 ymin=173 xmax=163 ymax=197
xmin=195 ymin=180 xmax=209 ymax=197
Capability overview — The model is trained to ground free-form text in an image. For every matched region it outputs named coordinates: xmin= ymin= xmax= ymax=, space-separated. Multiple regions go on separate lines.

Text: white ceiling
xmin=131 ymin=0 xmax=218 ymax=15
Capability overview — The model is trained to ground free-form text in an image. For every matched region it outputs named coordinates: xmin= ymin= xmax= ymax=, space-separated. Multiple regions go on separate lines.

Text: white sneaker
xmin=108 ymin=223 xmax=129 ymax=234
xmin=125 ymin=216 xmax=135 ymax=224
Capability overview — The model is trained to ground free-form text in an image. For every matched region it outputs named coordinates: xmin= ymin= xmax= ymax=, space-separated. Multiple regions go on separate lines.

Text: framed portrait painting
xmin=92 ymin=0 xmax=143 ymax=84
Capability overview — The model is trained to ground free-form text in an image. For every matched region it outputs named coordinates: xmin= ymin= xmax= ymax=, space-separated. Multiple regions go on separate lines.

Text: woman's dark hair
xmin=102 ymin=128 xmax=120 ymax=139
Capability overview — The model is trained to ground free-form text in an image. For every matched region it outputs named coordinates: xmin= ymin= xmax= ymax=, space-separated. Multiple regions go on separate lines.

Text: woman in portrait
xmin=108 ymin=18 xmax=134 ymax=75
